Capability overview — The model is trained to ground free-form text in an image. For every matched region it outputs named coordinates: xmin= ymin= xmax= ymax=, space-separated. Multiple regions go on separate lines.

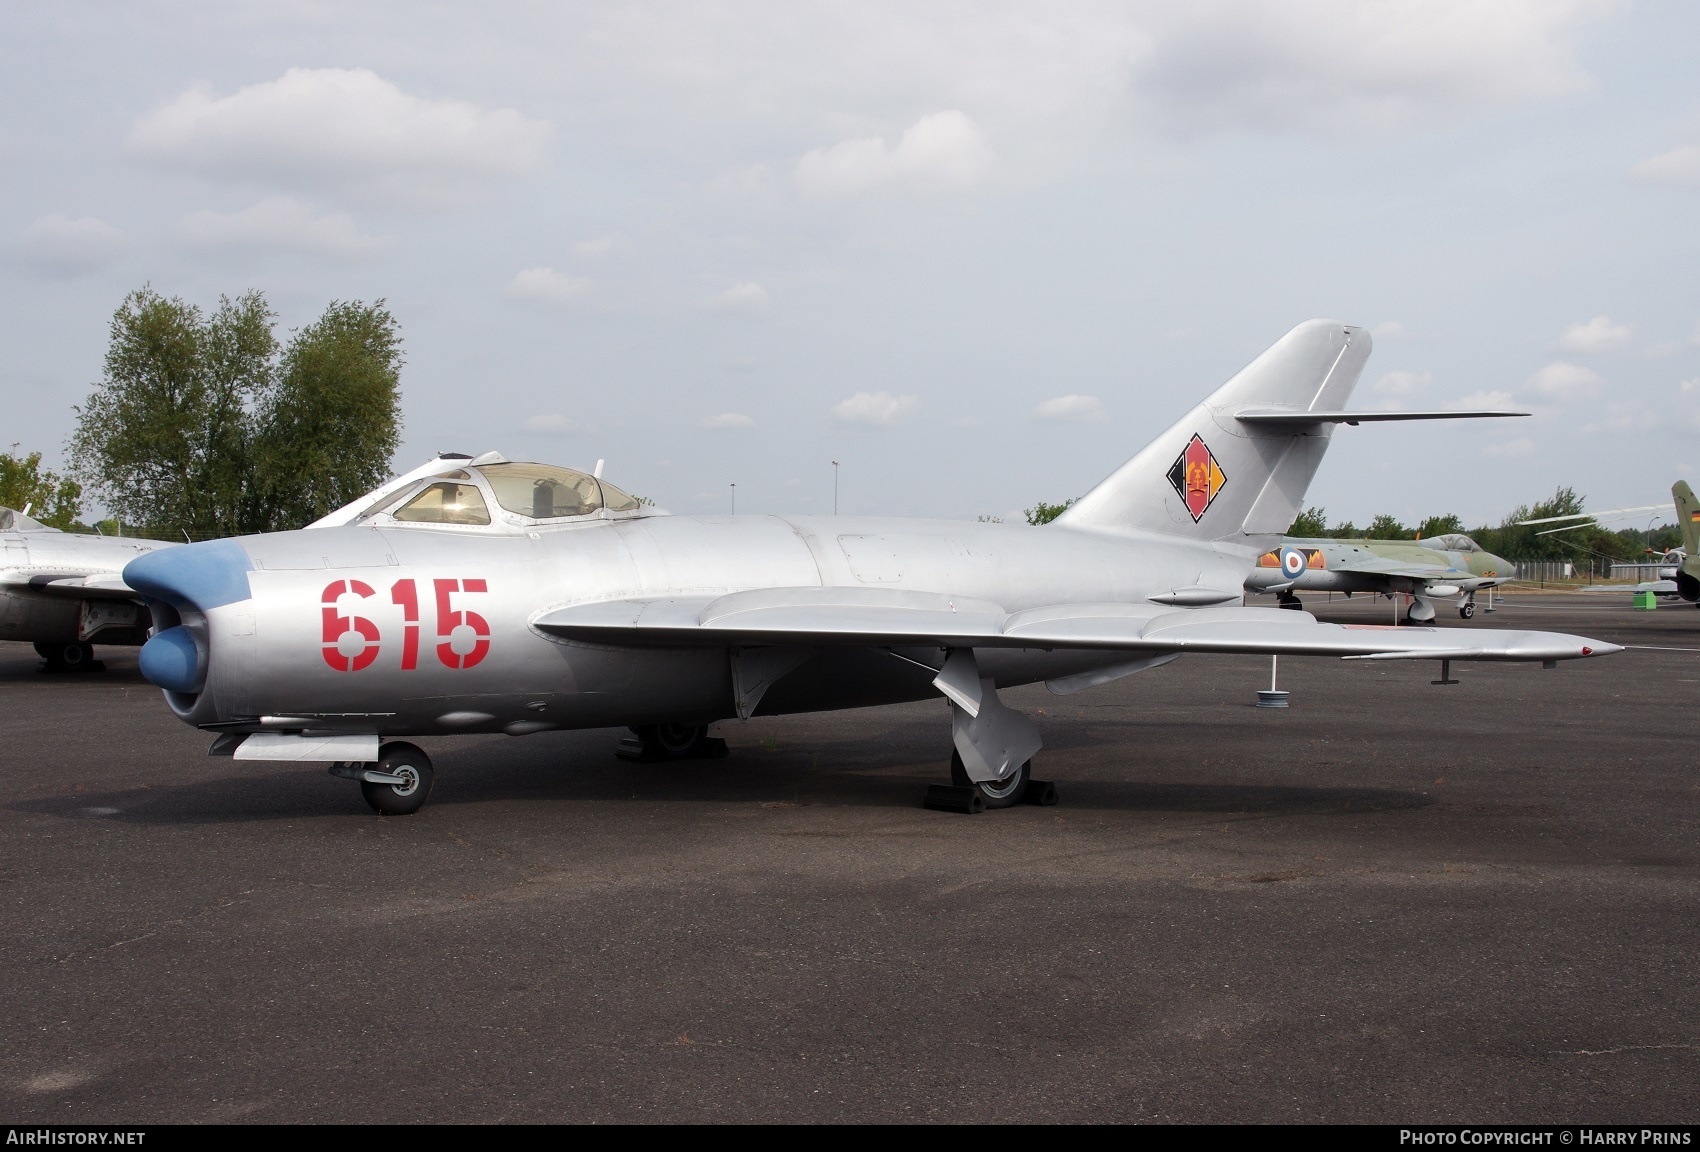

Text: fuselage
xmin=147 ymin=512 xmax=1255 ymax=739
xmin=1247 ymin=536 xmax=1511 ymax=597
xmin=0 ymin=524 xmax=175 ymax=646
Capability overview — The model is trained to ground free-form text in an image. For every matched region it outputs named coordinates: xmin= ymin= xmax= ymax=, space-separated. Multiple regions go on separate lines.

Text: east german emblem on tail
xmin=1166 ymin=434 xmax=1226 ymax=522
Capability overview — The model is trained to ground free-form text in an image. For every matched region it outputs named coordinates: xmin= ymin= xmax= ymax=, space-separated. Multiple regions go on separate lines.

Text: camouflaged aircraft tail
xmin=1059 ymin=319 xmax=1370 ymax=549
xmin=1673 ymin=481 xmax=1700 ymax=559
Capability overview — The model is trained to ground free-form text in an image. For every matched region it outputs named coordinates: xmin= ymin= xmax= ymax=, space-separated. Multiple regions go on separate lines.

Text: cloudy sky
xmin=3 ymin=1 xmax=1698 ymax=527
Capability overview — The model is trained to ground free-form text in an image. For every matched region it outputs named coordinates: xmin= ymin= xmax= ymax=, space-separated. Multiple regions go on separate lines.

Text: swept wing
xmin=533 ymin=588 xmax=1608 ymax=662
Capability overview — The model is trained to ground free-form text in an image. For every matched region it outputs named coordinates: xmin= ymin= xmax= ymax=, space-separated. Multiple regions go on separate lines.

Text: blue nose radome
xmin=138 ymin=626 xmax=204 ymax=694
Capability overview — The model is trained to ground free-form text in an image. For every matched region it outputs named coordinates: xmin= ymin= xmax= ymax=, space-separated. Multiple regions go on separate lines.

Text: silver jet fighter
xmin=123 ymin=320 xmax=1619 ymax=815
xmin=1245 ymin=534 xmax=1514 ymax=623
xmin=0 ymin=506 xmax=176 ymax=670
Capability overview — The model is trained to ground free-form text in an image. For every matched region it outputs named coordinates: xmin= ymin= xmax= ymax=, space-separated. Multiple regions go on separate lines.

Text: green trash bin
xmin=1633 ymin=590 xmax=1657 ymax=610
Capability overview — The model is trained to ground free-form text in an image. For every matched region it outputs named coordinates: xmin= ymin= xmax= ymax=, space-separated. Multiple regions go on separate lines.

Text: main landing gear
xmin=1276 ymin=592 xmax=1303 ymax=611
xmin=615 ymin=723 xmax=729 ymax=762
xmin=330 ymin=741 xmax=435 ymax=815
xmin=1459 ymin=597 xmax=1476 ymax=620
xmin=35 ymin=641 xmax=100 ymax=673
xmin=922 ymin=649 xmax=1059 ymax=814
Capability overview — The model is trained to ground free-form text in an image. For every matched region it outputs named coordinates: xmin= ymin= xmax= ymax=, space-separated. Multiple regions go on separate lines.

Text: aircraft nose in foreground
xmin=126 ymin=539 xmax=255 ymax=701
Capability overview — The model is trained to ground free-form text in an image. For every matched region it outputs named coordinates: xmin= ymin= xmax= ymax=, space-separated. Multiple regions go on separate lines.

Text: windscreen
xmin=392 ymin=481 xmax=491 ymax=525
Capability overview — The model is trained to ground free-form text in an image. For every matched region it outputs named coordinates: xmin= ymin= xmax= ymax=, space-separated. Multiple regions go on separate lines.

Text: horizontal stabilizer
xmin=1235 ymin=409 xmax=1527 ymax=425
xmin=532 ymin=588 xmax=1617 ymax=664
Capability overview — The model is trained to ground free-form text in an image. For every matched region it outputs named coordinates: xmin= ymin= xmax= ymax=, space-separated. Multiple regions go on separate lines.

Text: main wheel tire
xmin=1459 ymin=602 xmax=1475 ymax=619
xmin=1276 ymin=594 xmax=1302 ymax=611
xmin=34 ymin=641 xmax=94 ymax=670
xmin=360 ymin=741 xmax=434 ymax=815
xmin=950 ymin=750 xmax=1030 ymax=809
xmin=634 ymin=723 xmax=711 ymax=759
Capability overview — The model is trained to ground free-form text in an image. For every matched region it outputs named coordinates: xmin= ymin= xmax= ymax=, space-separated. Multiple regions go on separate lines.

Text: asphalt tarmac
xmin=1 ymin=592 xmax=1696 ymax=1124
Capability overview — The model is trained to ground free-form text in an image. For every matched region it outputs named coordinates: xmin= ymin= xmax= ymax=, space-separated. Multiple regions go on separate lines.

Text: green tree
xmin=1479 ymin=487 xmax=1588 ymax=561
xmin=1366 ymin=514 xmax=1414 ymax=540
xmin=0 ymin=449 xmax=82 ymax=528
xmin=1288 ymin=506 xmax=1328 ymax=537
xmin=70 ymin=287 xmax=275 ymax=538
xmin=1417 ymin=513 xmax=1465 ymax=539
xmin=70 ymin=287 xmax=403 ymax=538
xmin=245 ymin=301 xmax=404 ymax=532
xmin=1024 ymin=498 xmax=1075 ymax=526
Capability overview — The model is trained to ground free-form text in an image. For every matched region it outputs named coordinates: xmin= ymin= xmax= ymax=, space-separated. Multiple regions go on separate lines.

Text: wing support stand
xmin=924 ymin=648 xmax=1055 ymax=813
xmin=1431 ymin=659 xmax=1459 ymax=686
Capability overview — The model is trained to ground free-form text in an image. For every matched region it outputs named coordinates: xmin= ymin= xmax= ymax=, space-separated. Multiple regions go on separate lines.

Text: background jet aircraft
xmin=0 ymin=505 xmax=176 ymax=670
xmin=1519 ymin=488 xmax=1698 ymax=603
xmin=122 ymin=320 xmax=1615 ymax=816
xmin=1662 ymin=481 xmax=1700 ymax=605
xmin=1245 ymin=534 xmax=1513 ymax=623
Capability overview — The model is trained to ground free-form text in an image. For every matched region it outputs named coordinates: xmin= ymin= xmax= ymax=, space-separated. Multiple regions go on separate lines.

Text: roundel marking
xmin=1280 ymin=546 xmax=1308 ymax=579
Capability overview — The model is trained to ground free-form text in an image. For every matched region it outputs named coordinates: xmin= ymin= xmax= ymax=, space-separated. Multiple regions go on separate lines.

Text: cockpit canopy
xmin=359 ymin=460 xmax=650 ymax=530
xmin=1423 ymin=533 xmax=1480 ymax=553
xmin=0 ymin=507 xmax=54 ymax=533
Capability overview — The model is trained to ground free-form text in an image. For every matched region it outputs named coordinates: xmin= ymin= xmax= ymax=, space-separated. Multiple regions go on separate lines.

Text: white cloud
xmin=1558 ymin=315 xmax=1631 ymax=352
xmin=1580 ymin=401 xmax=1657 ymax=434
xmin=506 ymin=267 xmax=589 ymax=306
xmin=831 ymin=391 xmax=919 ymax=426
xmin=573 ymin=237 xmax=616 ymax=255
xmin=1374 ymin=370 xmax=1430 ymax=397
xmin=1449 ymin=390 xmax=1519 ymax=411
xmin=1681 ymin=378 xmax=1700 ymax=394
xmin=177 ymin=197 xmax=389 ymax=259
xmin=1631 ymin=144 xmax=1700 ymax=189
xmin=703 ymin=281 xmax=769 ymax=312
xmin=1371 ymin=321 xmax=1408 ymax=340
xmin=1032 ymin=394 xmax=1107 ymax=422
xmin=127 ymin=67 xmax=551 ymax=205
xmin=796 ymin=111 xmax=991 ymax=198
xmin=10 ymin=214 xmax=125 ymax=276
xmin=1523 ymin=361 xmax=1602 ymax=403
xmin=523 ymin=413 xmax=585 ymax=434
xmin=1482 ymin=437 xmax=1536 ymax=459
xmin=1133 ymin=1 xmax=1609 ymax=137
xmin=701 ymin=412 xmax=756 ymax=429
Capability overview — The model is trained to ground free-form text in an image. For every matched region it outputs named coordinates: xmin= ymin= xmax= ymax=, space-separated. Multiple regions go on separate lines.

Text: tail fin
xmin=1058 ymin=319 xmax=1369 ymax=549
xmin=1674 ymin=481 xmax=1700 ymax=556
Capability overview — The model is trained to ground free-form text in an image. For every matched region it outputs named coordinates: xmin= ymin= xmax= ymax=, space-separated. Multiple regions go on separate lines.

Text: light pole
xmin=831 ymin=460 xmax=840 ymax=515
xmin=730 ymin=483 xmax=736 ymax=515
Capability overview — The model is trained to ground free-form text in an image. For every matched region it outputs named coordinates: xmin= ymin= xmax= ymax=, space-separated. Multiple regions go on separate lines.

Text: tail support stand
xmin=1431 ymin=658 xmax=1459 ymax=686
xmin=1256 ymin=654 xmax=1290 ymax=708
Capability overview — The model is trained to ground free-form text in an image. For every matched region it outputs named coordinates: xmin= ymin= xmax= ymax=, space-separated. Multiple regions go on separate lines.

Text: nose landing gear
xmin=331 ymin=741 xmax=435 ymax=815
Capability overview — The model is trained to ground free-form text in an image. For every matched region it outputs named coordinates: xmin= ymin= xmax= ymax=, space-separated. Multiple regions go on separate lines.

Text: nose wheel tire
xmin=1459 ymin=602 xmax=1475 ymax=619
xmin=950 ymin=750 xmax=1030 ymax=809
xmin=360 ymin=741 xmax=434 ymax=815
